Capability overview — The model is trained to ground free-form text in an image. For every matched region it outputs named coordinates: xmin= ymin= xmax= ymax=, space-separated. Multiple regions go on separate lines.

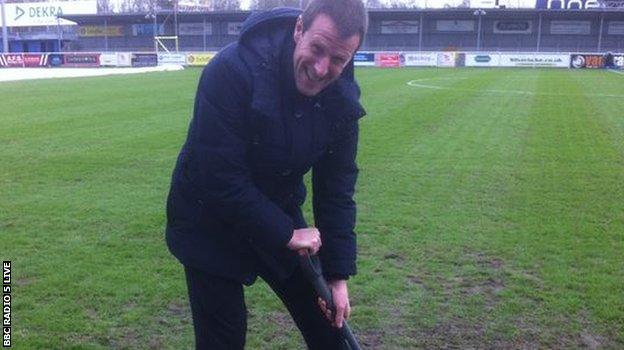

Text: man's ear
xmin=293 ymin=15 xmax=303 ymax=44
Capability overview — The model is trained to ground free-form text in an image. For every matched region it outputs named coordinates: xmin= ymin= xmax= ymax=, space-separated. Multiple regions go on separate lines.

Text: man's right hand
xmin=286 ymin=228 xmax=322 ymax=255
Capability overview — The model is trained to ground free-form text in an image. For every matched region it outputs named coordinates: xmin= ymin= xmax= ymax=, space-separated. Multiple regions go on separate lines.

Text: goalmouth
xmin=154 ymin=36 xmax=179 ymax=53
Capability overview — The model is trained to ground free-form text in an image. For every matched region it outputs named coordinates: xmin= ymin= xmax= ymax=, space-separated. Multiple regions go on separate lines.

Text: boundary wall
xmin=1 ymin=51 xmax=623 ymax=70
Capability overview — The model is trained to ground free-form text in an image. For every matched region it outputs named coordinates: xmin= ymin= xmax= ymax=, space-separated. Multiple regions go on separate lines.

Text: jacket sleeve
xmin=312 ymin=121 xmax=359 ymax=280
xmin=186 ymin=52 xmax=294 ymax=253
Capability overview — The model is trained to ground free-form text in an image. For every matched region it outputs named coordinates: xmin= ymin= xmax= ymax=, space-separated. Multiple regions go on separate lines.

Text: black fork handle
xmin=298 ymin=251 xmax=362 ymax=350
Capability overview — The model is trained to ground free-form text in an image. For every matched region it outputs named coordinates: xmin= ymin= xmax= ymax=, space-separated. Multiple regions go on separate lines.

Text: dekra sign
xmin=15 ymin=5 xmax=64 ymax=20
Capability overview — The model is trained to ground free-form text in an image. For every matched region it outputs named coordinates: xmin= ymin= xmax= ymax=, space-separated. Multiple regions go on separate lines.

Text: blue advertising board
xmin=354 ymin=52 xmax=374 ymax=66
xmin=131 ymin=53 xmax=158 ymax=67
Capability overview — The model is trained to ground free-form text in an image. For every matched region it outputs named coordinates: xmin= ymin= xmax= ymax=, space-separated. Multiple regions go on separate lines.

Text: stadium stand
xmin=51 ymin=8 xmax=624 ymax=53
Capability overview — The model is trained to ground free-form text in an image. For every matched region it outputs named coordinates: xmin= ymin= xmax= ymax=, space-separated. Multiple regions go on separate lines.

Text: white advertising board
xmin=158 ymin=53 xmax=187 ymax=65
xmin=499 ymin=54 xmax=570 ymax=67
xmin=437 ymin=52 xmax=457 ymax=67
xmin=100 ymin=53 xmax=118 ymax=66
xmin=402 ymin=52 xmax=437 ymax=67
xmin=1 ymin=1 xmax=96 ymax=27
xmin=550 ymin=20 xmax=591 ymax=35
xmin=465 ymin=53 xmax=501 ymax=67
xmin=436 ymin=20 xmax=474 ymax=32
xmin=607 ymin=21 xmax=624 ymax=35
xmin=117 ymin=52 xmax=132 ymax=67
xmin=179 ymin=22 xmax=211 ymax=36
xmin=381 ymin=20 xmax=419 ymax=34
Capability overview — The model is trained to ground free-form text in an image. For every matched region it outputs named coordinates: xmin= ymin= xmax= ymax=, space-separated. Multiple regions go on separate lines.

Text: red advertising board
xmin=1 ymin=54 xmax=25 ymax=68
xmin=375 ymin=53 xmax=401 ymax=68
xmin=62 ymin=53 xmax=100 ymax=67
xmin=570 ymin=54 xmax=605 ymax=69
xmin=23 ymin=54 xmax=49 ymax=67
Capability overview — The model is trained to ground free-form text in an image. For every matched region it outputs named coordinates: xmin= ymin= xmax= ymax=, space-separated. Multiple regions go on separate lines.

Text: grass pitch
xmin=1 ymin=67 xmax=623 ymax=349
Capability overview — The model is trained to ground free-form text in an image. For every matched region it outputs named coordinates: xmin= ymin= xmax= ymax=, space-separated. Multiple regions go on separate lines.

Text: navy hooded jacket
xmin=165 ymin=8 xmax=365 ymax=284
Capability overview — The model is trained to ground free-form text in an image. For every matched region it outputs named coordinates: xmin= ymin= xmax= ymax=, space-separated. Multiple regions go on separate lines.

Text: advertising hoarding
xmin=117 ymin=52 xmax=132 ymax=67
xmin=536 ymin=0 xmax=601 ymax=9
xmin=499 ymin=54 xmax=569 ymax=67
xmin=401 ymin=52 xmax=436 ymax=67
xmin=570 ymin=54 xmax=605 ymax=69
xmin=1 ymin=1 xmax=96 ymax=27
xmin=186 ymin=52 xmax=215 ymax=66
xmin=607 ymin=21 xmax=624 ymax=35
xmin=375 ymin=53 xmax=400 ymax=68
xmin=436 ymin=20 xmax=474 ymax=32
xmin=179 ymin=22 xmax=211 ymax=35
xmin=63 ymin=53 xmax=100 ymax=67
xmin=131 ymin=53 xmax=158 ymax=67
xmin=353 ymin=52 xmax=375 ymax=66
xmin=381 ymin=21 xmax=419 ymax=34
xmin=613 ymin=55 xmax=624 ymax=69
xmin=132 ymin=24 xmax=164 ymax=36
xmin=437 ymin=52 xmax=457 ymax=67
xmin=78 ymin=26 xmax=124 ymax=37
xmin=465 ymin=53 xmax=501 ymax=67
xmin=493 ymin=20 xmax=532 ymax=34
xmin=0 ymin=54 xmax=24 ymax=67
xmin=100 ymin=53 xmax=118 ymax=66
xmin=49 ymin=54 xmax=63 ymax=67
xmin=23 ymin=54 xmax=48 ymax=67
xmin=158 ymin=53 xmax=187 ymax=65
xmin=550 ymin=21 xmax=591 ymax=35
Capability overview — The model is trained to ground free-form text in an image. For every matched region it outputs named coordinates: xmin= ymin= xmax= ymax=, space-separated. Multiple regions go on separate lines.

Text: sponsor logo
xmin=536 ymin=0 xmax=601 ymax=9
xmin=570 ymin=54 xmax=604 ymax=69
xmin=475 ymin=55 xmax=491 ymax=63
xmin=571 ymin=55 xmax=585 ymax=68
xmin=186 ymin=53 xmax=214 ymax=66
xmin=15 ymin=6 xmax=25 ymax=21
xmin=353 ymin=53 xmax=374 ymax=62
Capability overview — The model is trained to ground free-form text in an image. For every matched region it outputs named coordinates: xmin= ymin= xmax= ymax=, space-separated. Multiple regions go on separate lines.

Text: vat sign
xmin=535 ymin=0 xmax=602 ymax=9
xmin=1 ymin=1 xmax=96 ymax=27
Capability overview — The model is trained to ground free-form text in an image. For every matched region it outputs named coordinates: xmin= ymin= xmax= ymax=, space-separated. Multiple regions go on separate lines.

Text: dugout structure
xmin=50 ymin=7 xmax=624 ymax=53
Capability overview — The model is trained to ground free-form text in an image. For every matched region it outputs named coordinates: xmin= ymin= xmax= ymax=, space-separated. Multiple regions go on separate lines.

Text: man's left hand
xmin=317 ymin=279 xmax=350 ymax=328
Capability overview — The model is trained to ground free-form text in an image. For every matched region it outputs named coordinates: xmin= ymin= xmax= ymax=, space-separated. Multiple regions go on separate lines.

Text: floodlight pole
xmin=597 ymin=13 xmax=604 ymax=52
xmin=1 ymin=0 xmax=9 ymax=53
xmin=174 ymin=0 xmax=179 ymax=51
xmin=474 ymin=9 xmax=486 ymax=51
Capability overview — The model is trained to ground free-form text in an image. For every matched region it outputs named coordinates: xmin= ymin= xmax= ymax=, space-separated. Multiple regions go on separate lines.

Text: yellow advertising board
xmin=186 ymin=52 xmax=215 ymax=66
xmin=78 ymin=26 xmax=124 ymax=37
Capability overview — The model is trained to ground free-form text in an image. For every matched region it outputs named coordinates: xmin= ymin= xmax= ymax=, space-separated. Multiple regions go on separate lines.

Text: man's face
xmin=292 ymin=14 xmax=360 ymax=97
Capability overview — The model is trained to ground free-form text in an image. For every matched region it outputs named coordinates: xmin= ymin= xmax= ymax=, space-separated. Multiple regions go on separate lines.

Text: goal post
xmin=154 ymin=36 xmax=179 ymax=53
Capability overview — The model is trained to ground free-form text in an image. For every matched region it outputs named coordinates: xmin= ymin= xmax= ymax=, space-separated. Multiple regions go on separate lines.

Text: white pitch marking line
xmin=608 ymin=69 xmax=624 ymax=75
xmin=406 ymin=77 xmax=623 ymax=98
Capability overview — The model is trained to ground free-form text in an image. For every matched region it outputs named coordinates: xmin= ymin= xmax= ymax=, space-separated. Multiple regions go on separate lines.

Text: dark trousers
xmin=184 ymin=261 xmax=347 ymax=349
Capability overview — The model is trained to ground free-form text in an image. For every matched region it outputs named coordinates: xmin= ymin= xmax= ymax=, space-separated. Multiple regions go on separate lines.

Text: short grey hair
xmin=301 ymin=0 xmax=368 ymax=48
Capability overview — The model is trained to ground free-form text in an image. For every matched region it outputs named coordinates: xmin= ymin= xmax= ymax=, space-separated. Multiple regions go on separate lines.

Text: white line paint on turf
xmin=0 ymin=64 xmax=184 ymax=82
xmin=407 ymin=77 xmax=623 ymax=98
xmin=608 ymin=69 xmax=624 ymax=75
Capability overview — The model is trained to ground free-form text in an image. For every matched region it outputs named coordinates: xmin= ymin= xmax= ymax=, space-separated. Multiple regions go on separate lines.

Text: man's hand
xmin=286 ymin=227 xmax=322 ymax=255
xmin=317 ymin=279 xmax=350 ymax=328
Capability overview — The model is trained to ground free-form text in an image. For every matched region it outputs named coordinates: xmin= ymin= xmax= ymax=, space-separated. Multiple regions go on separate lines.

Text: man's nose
xmin=313 ymin=56 xmax=330 ymax=79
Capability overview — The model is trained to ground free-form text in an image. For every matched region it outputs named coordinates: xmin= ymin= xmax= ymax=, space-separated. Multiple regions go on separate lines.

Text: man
xmin=165 ymin=1 xmax=368 ymax=348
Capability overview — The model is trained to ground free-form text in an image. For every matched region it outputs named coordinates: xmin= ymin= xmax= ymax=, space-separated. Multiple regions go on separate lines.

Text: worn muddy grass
xmin=1 ymin=67 xmax=623 ymax=348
